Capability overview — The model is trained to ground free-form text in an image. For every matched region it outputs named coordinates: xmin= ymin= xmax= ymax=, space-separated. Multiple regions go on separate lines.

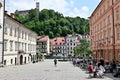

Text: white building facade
xmin=4 ymin=13 xmax=37 ymax=65
xmin=52 ymin=45 xmax=66 ymax=57
xmin=50 ymin=37 xmax=66 ymax=57
xmin=65 ymin=35 xmax=82 ymax=56
xmin=37 ymin=36 xmax=50 ymax=55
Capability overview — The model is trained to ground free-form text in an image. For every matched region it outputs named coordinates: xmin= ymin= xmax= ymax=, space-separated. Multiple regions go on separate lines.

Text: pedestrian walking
xmin=73 ymin=58 xmax=76 ymax=66
xmin=54 ymin=59 xmax=57 ymax=66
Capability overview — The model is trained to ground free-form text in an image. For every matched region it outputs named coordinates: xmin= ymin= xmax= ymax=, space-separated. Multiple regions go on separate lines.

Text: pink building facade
xmin=90 ymin=0 xmax=120 ymax=62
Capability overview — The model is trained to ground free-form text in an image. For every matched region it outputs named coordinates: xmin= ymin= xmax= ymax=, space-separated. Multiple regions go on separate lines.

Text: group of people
xmin=88 ymin=59 xmax=120 ymax=78
xmin=72 ymin=58 xmax=106 ymax=78
xmin=88 ymin=60 xmax=105 ymax=78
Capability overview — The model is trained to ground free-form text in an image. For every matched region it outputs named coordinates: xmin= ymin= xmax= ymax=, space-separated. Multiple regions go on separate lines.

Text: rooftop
xmin=50 ymin=37 xmax=65 ymax=46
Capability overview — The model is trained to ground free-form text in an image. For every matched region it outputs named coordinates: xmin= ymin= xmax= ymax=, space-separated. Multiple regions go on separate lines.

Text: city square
xmin=0 ymin=59 xmax=119 ymax=80
xmin=0 ymin=0 xmax=120 ymax=80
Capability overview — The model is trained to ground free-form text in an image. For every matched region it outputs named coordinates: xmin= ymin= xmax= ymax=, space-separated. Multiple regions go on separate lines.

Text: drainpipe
xmin=112 ymin=0 xmax=115 ymax=60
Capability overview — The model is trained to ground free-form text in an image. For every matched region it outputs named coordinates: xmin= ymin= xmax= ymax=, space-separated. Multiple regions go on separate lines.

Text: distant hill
xmin=15 ymin=9 xmax=89 ymax=38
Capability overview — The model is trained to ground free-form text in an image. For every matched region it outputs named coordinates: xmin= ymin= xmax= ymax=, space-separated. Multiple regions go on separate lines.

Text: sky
xmin=5 ymin=0 xmax=101 ymax=19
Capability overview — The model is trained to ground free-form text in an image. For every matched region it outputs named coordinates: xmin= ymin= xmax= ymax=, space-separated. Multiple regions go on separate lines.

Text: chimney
xmin=5 ymin=11 xmax=8 ymax=15
xmin=10 ymin=13 xmax=15 ymax=18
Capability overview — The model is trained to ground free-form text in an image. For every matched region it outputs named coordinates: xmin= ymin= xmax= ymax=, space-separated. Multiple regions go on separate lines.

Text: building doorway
xmin=24 ymin=57 xmax=26 ymax=64
xmin=15 ymin=57 xmax=17 ymax=65
xmin=20 ymin=55 xmax=23 ymax=65
xmin=4 ymin=60 xmax=6 ymax=65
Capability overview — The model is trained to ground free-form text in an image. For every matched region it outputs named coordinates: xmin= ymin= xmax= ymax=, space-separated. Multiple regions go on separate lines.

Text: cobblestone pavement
xmin=0 ymin=59 xmax=120 ymax=80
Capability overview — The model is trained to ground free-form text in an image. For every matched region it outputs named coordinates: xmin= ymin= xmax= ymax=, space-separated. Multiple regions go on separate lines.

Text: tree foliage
xmin=36 ymin=50 xmax=42 ymax=58
xmin=74 ymin=38 xmax=92 ymax=57
xmin=15 ymin=9 xmax=89 ymax=38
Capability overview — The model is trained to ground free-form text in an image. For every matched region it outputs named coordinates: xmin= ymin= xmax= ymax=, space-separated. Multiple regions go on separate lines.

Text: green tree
xmin=28 ymin=9 xmax=39 ymax=21
xmin=49 ymin=31 xmax=54 ymax=38
xmin=36 ymin=50 xmax=42 ymax=59
xmin=57 ymin=25 xmax=62 ymax=35
xmin=74 ymin=38 xmax=92 ymax=57
xmin=61 ymin=26 xmax=68 ymax=36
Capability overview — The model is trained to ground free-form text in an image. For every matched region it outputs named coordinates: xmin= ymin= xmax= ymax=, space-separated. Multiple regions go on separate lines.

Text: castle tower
xmin=36 ymin=2 xmax=39 ymax=11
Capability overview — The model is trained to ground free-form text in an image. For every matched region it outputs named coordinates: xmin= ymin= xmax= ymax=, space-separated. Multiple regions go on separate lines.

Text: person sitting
xmin=97 ymin=64 xmax=105 ymax=78
xmin=88 ymin=63 xmax=94 ymax=78
xmin=104 ymin=62 xmax=110 ymax=73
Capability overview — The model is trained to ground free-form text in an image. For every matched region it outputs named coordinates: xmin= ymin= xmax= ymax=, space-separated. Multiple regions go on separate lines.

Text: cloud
xmin=39 ymin=0 xmax=69 ymax=14
xmin=6 ymin=0 xmax=35 ymax=12
xmin=6 ymin=0 xmax=69 ymax=14
xmin=64 ymin=6 xmax=90 ymax=19
xmin=5 ymin=0 xmax=90 ymax=18
xmin=70 ymin=0 xmax=74 ymax=6
xmin=82 ymin=6 xmax=89 ymax=12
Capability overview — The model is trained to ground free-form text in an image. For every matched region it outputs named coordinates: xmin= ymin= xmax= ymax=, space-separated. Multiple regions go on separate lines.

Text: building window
xmin=4 ymin=24 xmax=7 ymax=34
xmin=25 ymin=43 xmax=27 ymax=51
xmin=4 ymin=40 xmax=8 ymax=51
xmin=74 ymin=43 xmax=75 ymax=46
xmin=28 ymin=44 xmax=30 ymax=51
xmin=25 ymin=32 xmax=26 ymax=40
xmin=22 ymin=43 xmax=23 ymax=50
xmin=107 ymin=0 xmax=110 ymax=8
xmin=68 ymin=48 xmax=69 ymax=50
xmin=10 ymin=27 xmax=12 ymax=36
xmin=10 ymin=41 xmax=13 ymax=51
xmin=18 ymin=42 xmax=20 ymax=50
xmin=56 ymin=43 xmax=57 ymax=45
xmin=104 ymin=19 xmax=106 ymax=27
xmin=18 ymin=29 xmax=20 ymax=38
xmin=67 ymin=43 xmax=69 ymax=46
xmin=117 ymin=28 xmax=120 ymax=40
xmin=100 ymin=22 xmax=102 ymax=29
xmin=11 ymin=59 xmax=13 ymax=64
xmin=22 ymin=31 xmax=24 ymax=39
xmin=14 ymin=28 xmax=17 ymax=37
xmin=4 ymin=60 xmax=6 ymax=65
xmin=15 ymin=42 xmax=18 ymax=51
xmin=107 ymin=15 xmax=111 ymax=25
xmin=116 ymin=9 xmax=119 ymax=20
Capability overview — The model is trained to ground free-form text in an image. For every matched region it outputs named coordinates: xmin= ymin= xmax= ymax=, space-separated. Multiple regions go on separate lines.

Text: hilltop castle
xmin=15 ymin=2 xmax=39 ymax=16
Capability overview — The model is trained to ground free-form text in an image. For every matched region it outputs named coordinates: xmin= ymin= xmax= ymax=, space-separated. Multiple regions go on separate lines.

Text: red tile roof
xmin=37 ymin=36 xmax=49 ymax=41
xmin=50 ymin=37 xmax=65 ymax=46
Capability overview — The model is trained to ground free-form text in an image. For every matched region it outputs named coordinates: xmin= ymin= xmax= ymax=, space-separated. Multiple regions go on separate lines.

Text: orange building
xmin=89 ymin=0 xmax=120 ymax=62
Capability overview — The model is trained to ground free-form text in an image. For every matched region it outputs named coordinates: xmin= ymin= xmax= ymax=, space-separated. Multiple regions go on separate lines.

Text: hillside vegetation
xmin=15 ymin=9 xmax=89 ymax=38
